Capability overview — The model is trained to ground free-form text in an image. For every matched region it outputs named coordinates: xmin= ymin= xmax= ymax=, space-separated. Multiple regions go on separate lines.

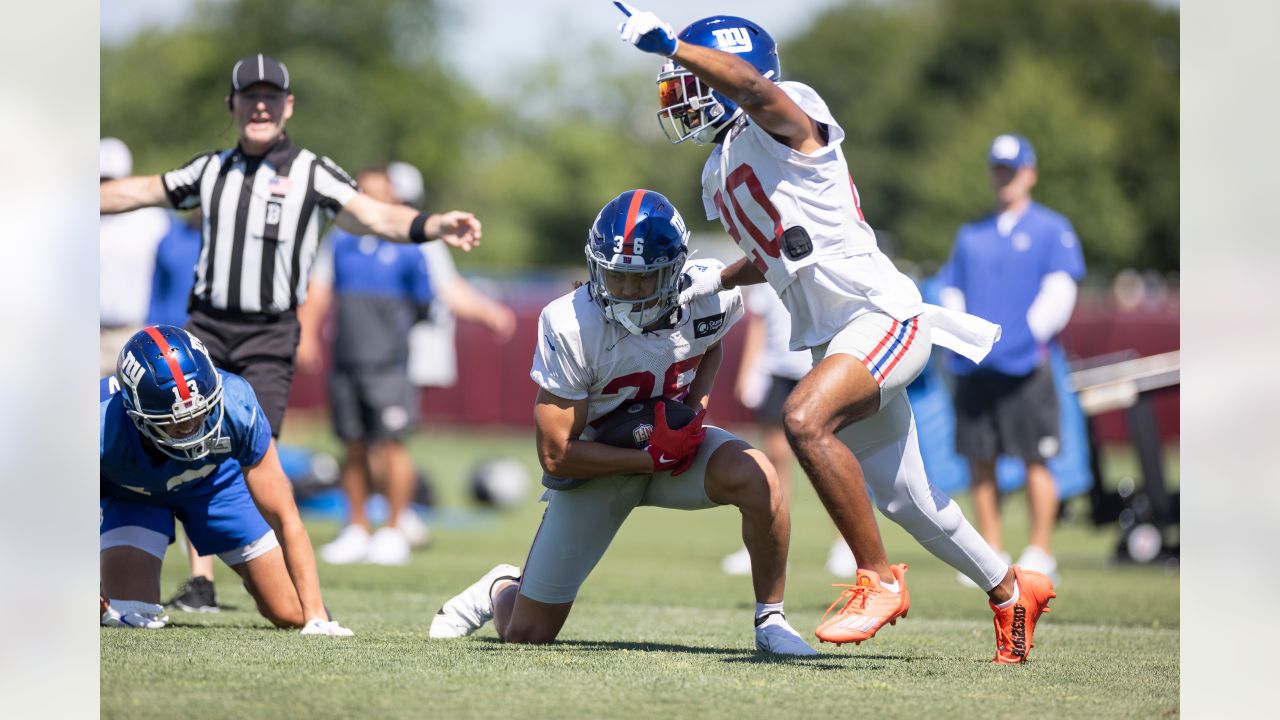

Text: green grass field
xmin=101 ymin=416 xmax=1179 ymax=719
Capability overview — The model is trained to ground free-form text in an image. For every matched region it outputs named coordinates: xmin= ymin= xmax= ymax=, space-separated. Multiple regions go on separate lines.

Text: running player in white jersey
xmin=616 ymin=5 xmax=1055 ymax=663
xmin=429 ymin=189 xmax=813 ymax=656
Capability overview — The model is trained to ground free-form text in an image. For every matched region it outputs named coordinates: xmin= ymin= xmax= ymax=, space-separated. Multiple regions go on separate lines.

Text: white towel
xmin=921 ymin=303 xmax=1002 ymax=364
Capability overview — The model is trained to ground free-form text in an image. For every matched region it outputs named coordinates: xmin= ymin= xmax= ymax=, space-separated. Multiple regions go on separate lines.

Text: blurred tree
xmin=101 ymin=0 xmax=1178 ymax=274
xmin=784 ymin=0 xmax=1178 ymax=274
xmin=101 ymin=0 xmax=487 ymax=251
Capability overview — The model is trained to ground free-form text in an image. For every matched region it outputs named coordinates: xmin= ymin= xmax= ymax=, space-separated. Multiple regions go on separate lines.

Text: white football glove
xmin=102 ymin=600 xmax=169 ymax=629
xmin=614 ymin=2 xmax=679 ymax=57
xmin=677 ymin=267 xmax=725 ymax=306
xmin=300 ymin=617 xmax=354 ymax=637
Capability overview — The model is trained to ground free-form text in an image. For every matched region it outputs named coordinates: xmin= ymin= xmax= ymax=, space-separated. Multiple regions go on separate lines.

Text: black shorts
xmin=329 ymin=366 xmax=420 ymax=443
xmin=758 ymin=375 xmax=800 ymax=427
xmin=953 ymin=363 xmax=1060 ymax=464
xmin=186 ymin=308 xmax=300 ymax=438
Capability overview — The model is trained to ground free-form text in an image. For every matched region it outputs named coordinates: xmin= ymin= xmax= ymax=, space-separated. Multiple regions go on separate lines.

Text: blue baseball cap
xmin=988 ymin=134 xmax=1036 ymax=169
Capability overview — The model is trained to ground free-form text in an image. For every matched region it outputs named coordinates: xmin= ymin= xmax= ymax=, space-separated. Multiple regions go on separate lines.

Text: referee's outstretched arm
xmin=334 ymin=193 xmax=482 ymax=252
xmin=100 ymin=175 xmax=166 ymax=214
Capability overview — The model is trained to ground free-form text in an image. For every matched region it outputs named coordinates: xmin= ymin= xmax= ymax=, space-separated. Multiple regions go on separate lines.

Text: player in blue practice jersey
xmin=100 ymin=325 xmax=351 ymax=635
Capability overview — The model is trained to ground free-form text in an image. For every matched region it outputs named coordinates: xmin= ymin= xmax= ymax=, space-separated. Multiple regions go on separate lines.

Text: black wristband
xmin=409 ymin=213 xmax=431 ymax=244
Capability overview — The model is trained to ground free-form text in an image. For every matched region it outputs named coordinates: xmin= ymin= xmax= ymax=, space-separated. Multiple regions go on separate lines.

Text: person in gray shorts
xmin=297 ymin=167 xmax=436 ymax=566
xmin=940 ymin=133 xmax=1086 ymax=582
xmin=428 ymin=189 xmax=815 ymax=656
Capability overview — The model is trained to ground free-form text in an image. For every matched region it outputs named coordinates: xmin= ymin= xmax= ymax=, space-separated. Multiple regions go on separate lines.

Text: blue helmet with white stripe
xmin=116 ymin=325 xmax=225 ymax=461
xmin=656 ymin=16 xmax=781 ymax=145
xmin=585 ymin=189 xmax=689 ymax=335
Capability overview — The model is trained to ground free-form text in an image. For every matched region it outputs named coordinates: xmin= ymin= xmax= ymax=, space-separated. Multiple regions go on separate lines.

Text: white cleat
xmin=720 ymin=546 xmax=752 ymax=576
xmin=366 ymin=526 xmax=411 ymax=566
xmin=398 ymin=509 xmax=432 ymax=549
xmin=429 ymin=564 xmax=521 ymax=639
xmin=320 ymin=525 xmax=371 ymax=565
xmin=755 ymin=614 xmax=818 ymax=656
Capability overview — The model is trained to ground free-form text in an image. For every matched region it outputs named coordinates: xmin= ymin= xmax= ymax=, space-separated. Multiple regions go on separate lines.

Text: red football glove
xmin=644 ymin=402 xmax=707 ymax=476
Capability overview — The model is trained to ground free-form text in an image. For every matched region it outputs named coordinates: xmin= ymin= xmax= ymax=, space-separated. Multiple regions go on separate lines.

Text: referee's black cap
xmin=230 ymin=53 xmax=290 ymax=93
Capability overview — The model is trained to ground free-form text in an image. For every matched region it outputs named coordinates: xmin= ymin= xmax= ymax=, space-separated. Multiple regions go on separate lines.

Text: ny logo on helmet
xmin=120 ymin=351 xmax=146 ymax=389
xmin=711 ymin=27 xmax=753 ymax=53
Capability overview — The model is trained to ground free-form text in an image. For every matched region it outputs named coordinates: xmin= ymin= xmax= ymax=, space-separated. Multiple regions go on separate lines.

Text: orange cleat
xmin=815 ymin=563 xmax=909 ymax=646
xmin=991 ymin=566 xmax=1056 ymax=664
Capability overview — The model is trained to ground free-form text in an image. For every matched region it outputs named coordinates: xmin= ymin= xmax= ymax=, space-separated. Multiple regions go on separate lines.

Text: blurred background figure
xmin=146 ymin=209 xmax=202 ymax=328
xmin=101 ymin=138 xmax=214 ymax=610
xmin=99 ymin=137 xmax=170 ymax=375
xmin=392 ymin=160 xmax=517 ymax=391
xmin=939 ymin=134 xmax=1086 ymax=584
xmin=299 ymin=163 xmax=515 ymax=565
xmin=722 ymin=285 xmax=856 ymax=578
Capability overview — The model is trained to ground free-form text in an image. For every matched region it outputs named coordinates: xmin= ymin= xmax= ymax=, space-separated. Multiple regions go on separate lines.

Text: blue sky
xmin=102 ymin=0 xmax=1180 ymax=101
xmin=103 ymin=0 xmax=856 ymax=97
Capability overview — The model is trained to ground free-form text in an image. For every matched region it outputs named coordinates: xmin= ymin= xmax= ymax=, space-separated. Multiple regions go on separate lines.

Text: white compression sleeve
xmin=1026 ymin=271 xmax=1078 ymax=344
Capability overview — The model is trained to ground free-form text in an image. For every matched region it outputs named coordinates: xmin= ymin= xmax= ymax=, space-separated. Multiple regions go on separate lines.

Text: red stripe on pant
xmin=878 ymin=317 xmax=920 ymax=383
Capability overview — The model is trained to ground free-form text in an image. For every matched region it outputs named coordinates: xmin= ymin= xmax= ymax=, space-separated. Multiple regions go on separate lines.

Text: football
xmin=592 ymin=396 xmax=698 ymax=449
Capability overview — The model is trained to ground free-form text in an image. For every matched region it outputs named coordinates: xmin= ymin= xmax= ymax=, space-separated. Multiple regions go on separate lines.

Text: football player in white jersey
xmin=429 ymin=189 xmax=814 ymax=656
xmin=617 ymin=5 xmax=1055 ymax=663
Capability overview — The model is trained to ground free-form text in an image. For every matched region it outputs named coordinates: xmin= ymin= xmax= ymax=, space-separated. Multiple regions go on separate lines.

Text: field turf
xmin=101 ymin=418 xmax=1179 ymax=719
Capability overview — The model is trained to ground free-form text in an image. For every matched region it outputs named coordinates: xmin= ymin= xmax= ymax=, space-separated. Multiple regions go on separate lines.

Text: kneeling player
xmin=430 ymin=189 xmax=813 ymax=656
xmin=100 ymin=325 xmax=351 ymax=636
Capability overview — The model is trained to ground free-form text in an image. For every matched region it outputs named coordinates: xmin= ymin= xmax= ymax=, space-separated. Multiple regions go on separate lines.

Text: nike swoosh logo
xmin=659 ymin=454 xmax=676 ymax=464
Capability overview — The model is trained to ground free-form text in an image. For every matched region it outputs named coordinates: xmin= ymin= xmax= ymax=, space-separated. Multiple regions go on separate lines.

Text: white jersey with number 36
xmin=701 ymin=81 xmax=923 ymax=350
xmin=530 ymin=259 xmax=742 ymax=436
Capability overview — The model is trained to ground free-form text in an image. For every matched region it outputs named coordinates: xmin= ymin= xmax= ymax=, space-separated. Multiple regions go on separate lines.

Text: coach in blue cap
xmin=938 ymin=133 xmax=1086 ymax=586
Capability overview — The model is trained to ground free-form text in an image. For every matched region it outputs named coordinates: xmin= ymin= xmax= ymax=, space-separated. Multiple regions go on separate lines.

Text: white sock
xmin=755 ymin=601 xmax=785 ymax=626
xmin=994 ymin=579 xmax=1021 ymax=610
xmin=880 ymin=579 xmax=900 ymax=594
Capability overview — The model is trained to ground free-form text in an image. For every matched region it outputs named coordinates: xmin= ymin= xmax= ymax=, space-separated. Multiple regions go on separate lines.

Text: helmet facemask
xmin=586 ymin=247 xmax=686 ymax=335
xmin=125 ymin=376 xmax=226 ymax=461
xmin=656 ymin=62 xmax=739 ymax=145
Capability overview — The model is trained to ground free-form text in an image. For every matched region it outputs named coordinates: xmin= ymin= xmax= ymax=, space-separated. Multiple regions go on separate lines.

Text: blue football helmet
xmin=656 ymin=16 xmax=781 ymax=145
xmin=115 ymin=325 xmax=225 ymax=461
xmin=585 ymin=189 xmax=689 ymax=335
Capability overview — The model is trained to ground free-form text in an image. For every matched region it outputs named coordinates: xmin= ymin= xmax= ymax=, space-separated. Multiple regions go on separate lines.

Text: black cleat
xmin=164 ymin=576 xmax=220 ymax=613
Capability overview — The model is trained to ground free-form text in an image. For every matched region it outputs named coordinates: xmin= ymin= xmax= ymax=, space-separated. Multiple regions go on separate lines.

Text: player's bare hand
xmin=431 ymin=211 xmax=482 ymax=252
xmin=615 ymin=2 xmax=678 ymax=57
xmin=486 ymin=304 xmax=517 ymax=343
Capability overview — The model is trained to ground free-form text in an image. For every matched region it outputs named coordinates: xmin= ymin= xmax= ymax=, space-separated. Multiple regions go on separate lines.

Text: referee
xmin=100 ymin=53 xmax=482 ymax=439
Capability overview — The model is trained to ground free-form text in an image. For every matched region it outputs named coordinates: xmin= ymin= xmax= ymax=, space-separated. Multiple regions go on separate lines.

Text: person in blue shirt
xmin=100 ymin=324 xmax=351 ymax=635
xmin=939 ymin=134 xmax=1087 ymax=582
xmin=297 ymin=167 xmax=436 ymax=566
xmin=146 ymin=210 xmax=202 ymax=327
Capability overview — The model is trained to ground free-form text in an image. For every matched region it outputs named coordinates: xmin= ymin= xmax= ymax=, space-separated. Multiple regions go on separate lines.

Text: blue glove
xmin=615 ymin=2 xmax=678 ymax=57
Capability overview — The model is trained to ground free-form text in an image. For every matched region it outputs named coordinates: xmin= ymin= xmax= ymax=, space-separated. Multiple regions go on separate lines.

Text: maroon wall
xmin=289 ymin=288 xmax=1179 ymax=443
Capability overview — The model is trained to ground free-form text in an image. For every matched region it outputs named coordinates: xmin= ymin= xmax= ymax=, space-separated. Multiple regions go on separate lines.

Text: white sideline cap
xmin=100 ymin=137 xmax=132 ymax=179
xmin=388 ymin=161 xmax=424 ymax=207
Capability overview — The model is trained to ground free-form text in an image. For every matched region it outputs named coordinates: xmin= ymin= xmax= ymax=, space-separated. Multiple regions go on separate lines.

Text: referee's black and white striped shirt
xmin=162 ymin=134 xmax=358 ymax=315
